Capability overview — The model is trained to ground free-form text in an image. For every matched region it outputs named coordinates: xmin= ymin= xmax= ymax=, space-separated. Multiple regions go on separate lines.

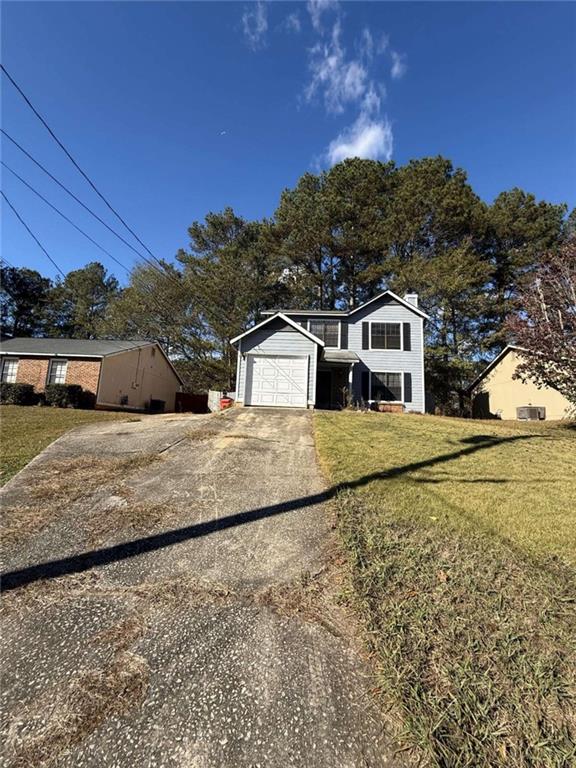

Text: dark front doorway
xmin=316 ymin=370 xmax=333 ymax=409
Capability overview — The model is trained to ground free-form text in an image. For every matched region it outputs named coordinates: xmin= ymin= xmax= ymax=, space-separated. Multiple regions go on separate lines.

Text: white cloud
xmin=242 ymin=1 xmax=268 ymax=51
xmin=305 ymin=21 xmax=368 ymax=114
xmin=359 ymin=28 xmax=374 ymax=60
xmin=326 ymin=113 xmax=393 ymax=165
xmin=284 ymin=12 xmax=301 ymax=34
xmin=377 ymin=33 xmax=390 ymax=54
xmin=307 ymin=0 xmax=339 ymax=33
xmin=390 ymin=50 xmax=407 ymax=79
xmin=361 ymin=84 xmax=381 ymax=116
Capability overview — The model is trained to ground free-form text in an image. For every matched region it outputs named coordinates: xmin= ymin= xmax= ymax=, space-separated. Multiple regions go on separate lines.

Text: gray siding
xmin=348 ymin=297 xmax=425 ymax=413
xmin=237 ymin=319 xmax=318 ymax=405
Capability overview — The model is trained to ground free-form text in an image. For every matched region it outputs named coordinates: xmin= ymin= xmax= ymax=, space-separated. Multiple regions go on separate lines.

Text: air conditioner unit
xmin=517 ymin=406 xmax=546 ymax=421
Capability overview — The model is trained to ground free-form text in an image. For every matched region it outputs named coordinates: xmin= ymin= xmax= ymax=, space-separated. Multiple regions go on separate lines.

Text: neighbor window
xmin=309 ymin=319 xmax=340 ymax=347
xmin=371 ymin=372 xmax=402 ymax=401
xmin=47 ymin=359 xmax=68 ymax=385
xmin=371 ymin=322 xmax=401 ymax=350
xmin=1 ymin=358 xmax=19 ymax=383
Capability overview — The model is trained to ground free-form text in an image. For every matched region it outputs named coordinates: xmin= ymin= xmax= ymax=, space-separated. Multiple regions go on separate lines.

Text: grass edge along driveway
xmin=314 ymin=411 xmax=576 ymax=768
xmin=0 ymin=405 xmax=134 ymax=485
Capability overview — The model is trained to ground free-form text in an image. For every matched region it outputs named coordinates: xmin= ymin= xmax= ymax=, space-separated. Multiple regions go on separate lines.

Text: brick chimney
xmin=403 ymin=293 xmax=419 ymax=307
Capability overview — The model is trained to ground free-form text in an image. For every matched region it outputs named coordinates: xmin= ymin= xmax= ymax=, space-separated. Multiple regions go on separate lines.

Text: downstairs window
xmin=371 ymin=372 xmax=402 ymax=401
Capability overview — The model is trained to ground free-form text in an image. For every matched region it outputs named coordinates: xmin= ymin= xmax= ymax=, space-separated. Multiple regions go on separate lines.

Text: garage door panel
xmin=246 ymin=355 xmax=308 ymax=408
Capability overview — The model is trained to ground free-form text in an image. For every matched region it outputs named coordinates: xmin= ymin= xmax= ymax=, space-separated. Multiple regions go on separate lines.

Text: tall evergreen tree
xmin=0 ymin=266 xmax=52 ymax=337
xmin=47 ymin=262 xmax=119 ymax=338
xmin=484 ymin=189 xmax=566 ymax=350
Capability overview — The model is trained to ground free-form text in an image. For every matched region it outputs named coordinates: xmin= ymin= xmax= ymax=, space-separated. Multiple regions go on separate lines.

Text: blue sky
xmin=2 ymin=1 xmax=575 ymax=283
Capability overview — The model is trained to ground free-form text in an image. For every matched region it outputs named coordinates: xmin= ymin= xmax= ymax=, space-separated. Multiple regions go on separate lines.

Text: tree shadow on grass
xmin=1 ymin=433 xmax=539 ymax=591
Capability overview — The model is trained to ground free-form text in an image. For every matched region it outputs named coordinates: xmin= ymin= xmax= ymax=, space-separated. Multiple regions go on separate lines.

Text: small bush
xmin=44 ymin=384 xmax=84 ymax=408
xmin=0 ymin=383 xmax=38 ymax=406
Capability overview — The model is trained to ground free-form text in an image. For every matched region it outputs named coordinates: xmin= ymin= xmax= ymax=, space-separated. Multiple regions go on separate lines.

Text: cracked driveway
xmin=0 ymin=408 xmax=400 ymax=767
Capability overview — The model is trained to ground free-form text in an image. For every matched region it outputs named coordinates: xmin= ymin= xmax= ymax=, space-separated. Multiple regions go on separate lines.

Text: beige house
xmin=469 ymin=345 xmax=573 ymax=421
xmin=0 ymin=338 xmax=183 ymax=412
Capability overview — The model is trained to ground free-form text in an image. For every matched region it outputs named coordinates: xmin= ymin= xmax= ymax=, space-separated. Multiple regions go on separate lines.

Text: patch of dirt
xmin=0 ymin=454 xmax=160 ymax=546
xmin=85 ymin=497 xmax=180 ymax=547
xmin=1 ymin=570 xmax=234 ymax=619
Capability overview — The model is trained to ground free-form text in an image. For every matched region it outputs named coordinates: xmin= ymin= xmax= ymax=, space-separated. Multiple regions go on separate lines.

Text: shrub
xmin=44 ymin=384 xmax=84 ymax=408
xmin=0 ymin=382 xmax=38 ymax=405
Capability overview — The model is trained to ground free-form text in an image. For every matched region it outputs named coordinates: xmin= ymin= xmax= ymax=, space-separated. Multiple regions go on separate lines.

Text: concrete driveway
xmin=0 ymin=408 xmax=400 ymax=767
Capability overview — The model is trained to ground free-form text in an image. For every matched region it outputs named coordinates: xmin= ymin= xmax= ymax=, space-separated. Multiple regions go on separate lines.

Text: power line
xmin=1 ymin=129 xmax=237 ymax=329
xmin=2 ymin=64 xmax=164 ymax=269
xmin=0 ymin=255 xmax=17 ymax=269
xmin=1 ymin=162 xmax=199 ymax=340
xmin=1 ymin=71 xmax=246 ymax=332
xmin=1 ymin=129 xmax=149 ymax=263
xmin=1 ymin=191 xmax=66 ymax=278
xmin=2 ymin=161 xmax=131 ymax=276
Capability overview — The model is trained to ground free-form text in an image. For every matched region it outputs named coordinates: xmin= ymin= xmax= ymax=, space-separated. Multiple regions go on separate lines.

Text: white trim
xmin=348 ymin=290 xmax=429 ymax=319
xmin=235 ymin=338 xmax=243 ymax=402
xmin=369 ymin=370 xmax=404 ymax=403
xmin=307 ymin=318 xmax=341 ymax=349
xmin=368 ymin=321 xmax=403 ymax=352
xmin=230 ymin=312 xmax=325 ymax=347
xmin=310 ymin=343 xmax=318 ymax=406
xmin=47 ymin=358 xmax=69 ymax=385
xmin=420 ymin=317 xmax=426 ymax=414
xmin=1 ymin=357 xmax=19 ymax=383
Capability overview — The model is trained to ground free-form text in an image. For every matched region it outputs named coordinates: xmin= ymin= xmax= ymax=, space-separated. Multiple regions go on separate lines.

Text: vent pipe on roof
xmin=404 ymin=293 xmax=419 ymax=307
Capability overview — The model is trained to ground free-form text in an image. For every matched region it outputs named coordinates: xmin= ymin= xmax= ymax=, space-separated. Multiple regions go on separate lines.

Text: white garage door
xmin=246 ymin=355 xmax=308 ymax=408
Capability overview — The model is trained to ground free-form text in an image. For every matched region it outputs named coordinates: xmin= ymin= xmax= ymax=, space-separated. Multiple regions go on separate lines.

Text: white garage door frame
xmin=245 ymin=354 xmax=309 ymax=408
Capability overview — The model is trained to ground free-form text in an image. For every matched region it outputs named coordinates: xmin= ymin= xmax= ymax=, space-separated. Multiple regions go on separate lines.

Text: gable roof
xmin=467 ymin=345 xmax=528 ymax=392
xmin=0 ymin=338 xmax=185 ymax=384
xmin=230 ymin=312 xmax=325 ymax=347
xmin=347 ymin=290 xmax=429 ymax=319
xmin=260 ymin=290 xmax=429 ymax=320
xmin=0 ymin=338 xmax=156 ymax=357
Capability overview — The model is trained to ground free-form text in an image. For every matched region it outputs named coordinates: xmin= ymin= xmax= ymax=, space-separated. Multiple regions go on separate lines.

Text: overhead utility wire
xmin=2 ymin=162 xmax=196 ymax=340
xmin=1 ymin=129 xmax=150 ymax=263
xmin=1 ymin=129 xmax=245 ymax=332
xmin=2 ymin=161 xmax=133 ymax=277
xmin=1 ymin=69 xmax=244 ymax=331
xmin=1 ymin=191 xmax=66 ymax=278
xmin=1 ymin=64 xmax=162 ymax=267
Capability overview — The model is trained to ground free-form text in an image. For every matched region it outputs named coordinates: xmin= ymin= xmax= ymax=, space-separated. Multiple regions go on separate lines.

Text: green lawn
xmin=0 ymin=405 xmax=133 ymax=485
xmin=315 ymin=412 xmax=576 ymax=767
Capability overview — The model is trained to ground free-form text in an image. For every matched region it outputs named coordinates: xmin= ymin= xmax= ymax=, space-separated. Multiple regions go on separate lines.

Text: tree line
xmin=2 ymin=156 xmax=574 ymax=410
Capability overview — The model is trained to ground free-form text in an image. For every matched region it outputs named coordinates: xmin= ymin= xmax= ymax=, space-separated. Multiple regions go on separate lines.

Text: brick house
xmin=0 ymin=338 xmax=183 ymax=412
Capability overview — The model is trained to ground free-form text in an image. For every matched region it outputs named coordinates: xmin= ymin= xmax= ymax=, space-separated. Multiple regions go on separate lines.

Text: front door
xmin=316 ymin=370 xmax=332 ymax=409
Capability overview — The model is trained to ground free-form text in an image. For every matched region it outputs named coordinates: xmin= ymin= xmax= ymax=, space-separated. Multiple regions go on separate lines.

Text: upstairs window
xmin=371 ymin=372 xmax=402 ymax=401
xmin=1 ymin=358 xmax=19 ymax=383
xmin=309 ymin=319 xmax=340 ymax=348
xmin=47 ymin=359 xmax=68 ymax=385
xmin=371 ymin=322 xmax=401 ymax=350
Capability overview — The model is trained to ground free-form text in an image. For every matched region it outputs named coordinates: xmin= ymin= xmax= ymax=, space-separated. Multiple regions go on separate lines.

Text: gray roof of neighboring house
xmin=0 ymin=338 xmax=155 ymax=358
xmin=321 ymin=349 xmax=360 ymax=363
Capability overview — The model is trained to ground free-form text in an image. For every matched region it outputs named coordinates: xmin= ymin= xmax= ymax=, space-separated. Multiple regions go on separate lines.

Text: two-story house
xmin=230 ymin=291 xmax=427 ymax=411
